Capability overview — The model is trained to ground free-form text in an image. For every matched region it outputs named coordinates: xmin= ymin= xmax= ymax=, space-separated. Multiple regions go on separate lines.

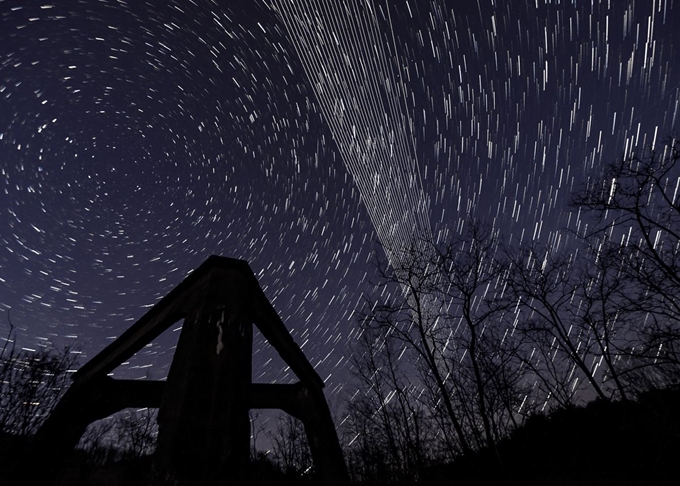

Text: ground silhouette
xmin=429 ymin=388 xmax=680 ymax=486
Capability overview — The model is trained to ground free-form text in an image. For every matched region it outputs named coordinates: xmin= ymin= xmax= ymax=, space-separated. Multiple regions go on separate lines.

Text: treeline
xmin=1 ymin=139 xmax=680 ymax=484
xmin=339 ymin=137 xmax=680 ymax=484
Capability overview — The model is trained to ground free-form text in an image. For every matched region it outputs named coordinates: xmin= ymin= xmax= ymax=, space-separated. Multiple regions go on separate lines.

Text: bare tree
xmin=269 ymin=412 xmax=312 ymax=478
xmin=431 ymin=222 xmax=524 ymax=451
xmin=114 ymin=408 xmax=158 ymax=459
xmin=360 ymin=221 xmax=527 ymax=459
xmin=364 ymin=237 xmax=470 ymax=456
xmin=249 ymin=409 xmax=267 ymax=461
xmin=76 ymin=418 xmax=118 ymax=466
xmin=573 ymin=241 xmax=636 ymax=400
xmin=573 ymin=137 xmax=680 ymax=390
xmin=508 ymin=246 xmax=620 ymax=404
xmin=0 ymin=313 xmax=79 ymax=436
xmin=344 ymin=324 xmax=431 ymax=483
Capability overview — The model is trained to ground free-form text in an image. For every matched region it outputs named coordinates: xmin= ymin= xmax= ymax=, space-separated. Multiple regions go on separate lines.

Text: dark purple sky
xmin=1 ymin=0 xmax=678 ymax=403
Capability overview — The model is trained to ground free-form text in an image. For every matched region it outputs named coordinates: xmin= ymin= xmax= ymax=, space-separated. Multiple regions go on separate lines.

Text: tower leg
xmin=151 ymin=283 xmax=253 ymax=486
xmin=298 ymin=386 xmax=350 ymax=486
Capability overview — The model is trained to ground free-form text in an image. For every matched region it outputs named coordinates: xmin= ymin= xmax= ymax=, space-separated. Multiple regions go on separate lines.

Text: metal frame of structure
xmin=32 ymin=256 xmax=348 ymax=486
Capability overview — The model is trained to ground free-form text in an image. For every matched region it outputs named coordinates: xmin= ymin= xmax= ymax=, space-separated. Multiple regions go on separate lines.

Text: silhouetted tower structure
xmin=32 ymin=256 xmax=348 ymax=486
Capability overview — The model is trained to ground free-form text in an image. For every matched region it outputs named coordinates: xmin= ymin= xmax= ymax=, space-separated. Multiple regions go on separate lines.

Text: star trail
xmin=1 ymin=0 xmax=678 ymax=402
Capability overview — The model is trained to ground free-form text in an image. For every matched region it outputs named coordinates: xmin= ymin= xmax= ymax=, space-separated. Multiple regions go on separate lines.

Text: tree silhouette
xmin=573 ymin=137 xmax=680 ymax=390
xmin=504 ymin=244 xmax=629 ymax=402
xmin=0 ymin=314 xmax=79 ymax=437
xmin=358 ymin=222 xmax=529 ymax=461
xmin=344 ymin=324 xmax=431 ymax=484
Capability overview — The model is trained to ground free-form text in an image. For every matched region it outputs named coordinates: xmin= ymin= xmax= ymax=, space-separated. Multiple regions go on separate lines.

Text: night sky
xmin=1 ymin=0 xmax=678 ymax=403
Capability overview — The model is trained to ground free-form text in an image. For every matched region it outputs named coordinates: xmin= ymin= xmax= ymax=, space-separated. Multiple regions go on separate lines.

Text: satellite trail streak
xmin=273 ymin=0 xmax=434 ymax=267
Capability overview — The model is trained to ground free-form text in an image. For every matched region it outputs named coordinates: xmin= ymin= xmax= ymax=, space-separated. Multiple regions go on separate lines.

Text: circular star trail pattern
xmin=1 ymin=0 xmax=678 ymax=400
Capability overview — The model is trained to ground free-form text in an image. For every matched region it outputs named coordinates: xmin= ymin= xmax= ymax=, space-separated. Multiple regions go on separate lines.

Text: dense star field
xmin=1 ymin=0 xmax=678 ymax=402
